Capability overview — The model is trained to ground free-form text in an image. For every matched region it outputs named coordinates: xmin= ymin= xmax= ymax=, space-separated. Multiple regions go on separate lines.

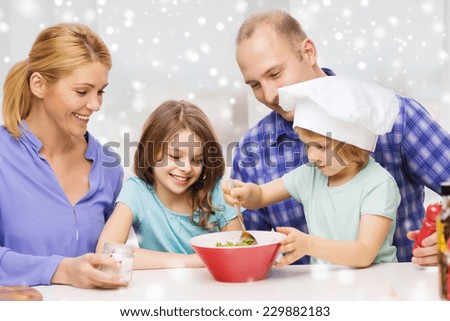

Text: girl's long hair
xmin=134 ymin=100 xmax=225 ymax=230
xmin=2 ymin=23 xmax=111 ymax=138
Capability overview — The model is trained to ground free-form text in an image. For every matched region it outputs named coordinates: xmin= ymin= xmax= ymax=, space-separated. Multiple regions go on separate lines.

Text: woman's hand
xmin=51 ymin=253 xmax=128 ymax=288
xmin=407 ymin=230 xmax=438 ymax=266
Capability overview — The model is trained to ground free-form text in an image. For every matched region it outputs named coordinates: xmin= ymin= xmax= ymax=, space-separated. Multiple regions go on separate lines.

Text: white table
xmin=34 ymin=263 xmax=441 ymax=301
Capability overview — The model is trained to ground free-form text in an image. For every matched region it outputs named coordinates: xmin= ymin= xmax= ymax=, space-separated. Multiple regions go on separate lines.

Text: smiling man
xmin=231 ymin=10 xmax=450 ymax=265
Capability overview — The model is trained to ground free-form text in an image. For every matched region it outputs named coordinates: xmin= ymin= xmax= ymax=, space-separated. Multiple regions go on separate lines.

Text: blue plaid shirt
xmin=231 ymin=69 xmax=450 ymax=264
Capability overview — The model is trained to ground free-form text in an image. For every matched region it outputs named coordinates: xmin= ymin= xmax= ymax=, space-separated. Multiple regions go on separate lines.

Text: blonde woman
xmin=0 ymin=23 xmax=124 ymax=288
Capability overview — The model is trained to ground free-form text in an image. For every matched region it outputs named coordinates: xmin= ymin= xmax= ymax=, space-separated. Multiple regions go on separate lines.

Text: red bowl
xmin=190 ymin=230 xmax=285 ymax=283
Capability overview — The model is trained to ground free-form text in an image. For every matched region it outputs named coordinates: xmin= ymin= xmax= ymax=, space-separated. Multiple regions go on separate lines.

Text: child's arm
xmin=134 ymin=218 xmax=240 ymax=268
xmin=220 ymin=217 xmax=242 ymax=231
xmin=221 ymin=178 xmax=291 ymax=209
xmin=133 ymin=248 xmax=204 ymax=269
xmin=96 ymin=202 xmax=134 ymax=253
xmin=96 ymin=203 xmax=204 ymax=269
xmin=276 ymin=214 xmax=392 ymax=268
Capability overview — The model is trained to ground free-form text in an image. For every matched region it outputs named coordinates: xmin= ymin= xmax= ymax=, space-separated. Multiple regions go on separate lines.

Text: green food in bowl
xmin=216 ymin=239 xmax=256 ymax=247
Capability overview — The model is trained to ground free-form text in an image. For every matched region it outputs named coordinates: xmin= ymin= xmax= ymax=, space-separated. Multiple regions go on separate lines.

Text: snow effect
xmin=0 ymin=0 xmax=448 ymax=167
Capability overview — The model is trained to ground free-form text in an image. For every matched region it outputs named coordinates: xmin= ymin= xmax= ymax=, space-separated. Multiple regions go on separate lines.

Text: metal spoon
xmin=226 ymin=179 xmax=258 ymax=245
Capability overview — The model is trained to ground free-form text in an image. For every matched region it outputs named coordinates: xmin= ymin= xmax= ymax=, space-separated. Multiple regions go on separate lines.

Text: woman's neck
xmin=25 ymin=109 xmax=84 ymax=158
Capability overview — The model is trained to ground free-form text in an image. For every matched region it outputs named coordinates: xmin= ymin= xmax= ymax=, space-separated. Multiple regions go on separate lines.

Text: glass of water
xmin=101 ymin=242 xmax=134 ymax=283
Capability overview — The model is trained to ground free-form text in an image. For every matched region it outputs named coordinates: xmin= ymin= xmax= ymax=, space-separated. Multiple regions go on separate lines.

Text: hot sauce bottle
xmin=437 ymin=182 xmax=450 ymax=301
xmin=413 ymin=203 xmax=442 ymax=250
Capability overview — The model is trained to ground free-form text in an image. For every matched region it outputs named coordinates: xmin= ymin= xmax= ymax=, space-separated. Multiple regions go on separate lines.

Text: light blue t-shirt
xmin=117 ymin=176 xmax=236 ymax=254
xmin=282 ymin=157 xmax=400 ymax=264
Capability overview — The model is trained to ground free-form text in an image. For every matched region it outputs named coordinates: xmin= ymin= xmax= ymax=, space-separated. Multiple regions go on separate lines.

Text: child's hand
xmin=275 ymin=226 xmax=309 ymax=267
xmin=186 ymin=254 xmax=205 ymax=268
xmin=221 ymin=179 xmax=251 ymax=206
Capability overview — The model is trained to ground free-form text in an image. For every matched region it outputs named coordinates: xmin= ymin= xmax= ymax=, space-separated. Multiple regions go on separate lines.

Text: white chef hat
xmin=278 ymin=76 xmax=399 ymax=152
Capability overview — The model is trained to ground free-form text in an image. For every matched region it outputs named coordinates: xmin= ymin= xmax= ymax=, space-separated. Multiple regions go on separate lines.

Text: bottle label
xmin=437 ymin=219 xmax=447 ymax=253
xmin=437 ymin=212 xmax=450 ymax=300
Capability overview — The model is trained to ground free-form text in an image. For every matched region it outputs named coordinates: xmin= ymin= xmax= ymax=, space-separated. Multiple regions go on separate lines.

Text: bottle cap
xmin=441 ymin=182 xmax=450 ymax=196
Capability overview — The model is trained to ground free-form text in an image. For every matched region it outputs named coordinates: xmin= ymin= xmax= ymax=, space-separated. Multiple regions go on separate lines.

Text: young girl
xmin=222 ymin=76 xmax=401 ymax=268
xmin=96 ymin=100 xmax=240 ymax=268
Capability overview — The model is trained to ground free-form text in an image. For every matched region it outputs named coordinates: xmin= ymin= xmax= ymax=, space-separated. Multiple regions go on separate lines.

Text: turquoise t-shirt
xmin=282 ymin=157 xmax=400 ymax=264
xmin=117 ymin=176 xmax=237 ymax=254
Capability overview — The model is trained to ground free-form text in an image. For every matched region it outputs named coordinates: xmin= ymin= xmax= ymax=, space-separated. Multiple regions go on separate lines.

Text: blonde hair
xmin=134 ymin=100 xmax=226 ymax=230
xmin=2 ymin=23 xmax=112 ymax=138
xmin=236 ymin=10 xmax=308 ymax=61
xmin=298 ymin=128 xmax=370 ymax=170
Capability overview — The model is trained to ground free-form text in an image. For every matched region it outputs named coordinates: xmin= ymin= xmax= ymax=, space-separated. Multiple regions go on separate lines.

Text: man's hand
xmin=407 ymin=231 xmax=438 ymax=266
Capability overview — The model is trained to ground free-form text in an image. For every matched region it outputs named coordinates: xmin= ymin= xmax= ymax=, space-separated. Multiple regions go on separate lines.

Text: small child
xmin=222 ymin=76 xmax=401 ymax=267
xmin=97 ymin=100 xmax=240 ymax=268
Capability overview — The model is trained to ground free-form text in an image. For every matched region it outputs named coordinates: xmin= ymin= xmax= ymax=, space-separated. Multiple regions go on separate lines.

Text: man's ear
xmin=29 ymin=72 xmax=46 ymax=99
xmin=301 ymin=38 xmax=318 ymax=66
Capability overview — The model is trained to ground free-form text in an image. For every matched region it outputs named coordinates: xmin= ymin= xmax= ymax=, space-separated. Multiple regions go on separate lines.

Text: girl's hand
xmin=407 ymin=230 xmax=438 ymax=266
xmin=186 ymin=254 xmax=205 ymax=268
xmin=275 ymin=226 xmax=309 ymax=267
xmin=51 ymin=253 xmax=128 ymax=288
